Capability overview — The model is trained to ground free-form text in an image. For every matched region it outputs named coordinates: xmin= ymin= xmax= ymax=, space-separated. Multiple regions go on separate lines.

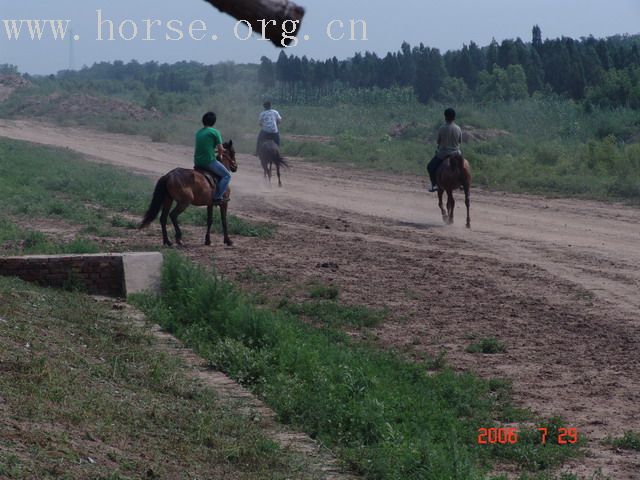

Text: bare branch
xmin=203 ymin=0 xmax=305 ymax=47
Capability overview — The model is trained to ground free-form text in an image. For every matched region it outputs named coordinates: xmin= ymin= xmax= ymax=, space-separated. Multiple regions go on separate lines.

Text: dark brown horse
xmin=436 ymin=153 xmax=472 ymax=228
xmin=258 ymin=140 xmax=288 ymax=187
xmin=140 ymin=141 xmax=238 ymax=246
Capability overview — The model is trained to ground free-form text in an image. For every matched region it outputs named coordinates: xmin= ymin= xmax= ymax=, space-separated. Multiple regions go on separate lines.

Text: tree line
xmin=259 ymin=26 xmax=640 ymax=108
xmin=11 ymin=26 xmax=640 ymax=110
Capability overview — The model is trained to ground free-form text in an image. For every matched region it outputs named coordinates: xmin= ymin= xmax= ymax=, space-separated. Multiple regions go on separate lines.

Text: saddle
xmin=194 ymin=167 xmax=219 ymax=189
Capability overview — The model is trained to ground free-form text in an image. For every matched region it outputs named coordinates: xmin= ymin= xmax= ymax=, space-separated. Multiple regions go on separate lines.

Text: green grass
xmin=0 ymin=216 xmax=104 ymax=255
xmin=0 ymin=276 xmax=315 ymax=479
xmin=132 ymin=252 xmax=583 ymax=479
xmin=308 ymin=282 xmax=340 ymax=300
xmin=281 ymin=298 xmax=386 ymax=328
xmin=606 ymin=431 xmax=640 ymax=451
xmin=466 ymin=338 xmax=508 ymax=354
xmin=0 ymin=138 xmax=274 ymax=247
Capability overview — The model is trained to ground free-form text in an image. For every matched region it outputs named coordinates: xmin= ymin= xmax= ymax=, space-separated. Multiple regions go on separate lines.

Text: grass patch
xmin=424 ymin=350 xmax=448 ymax=371
xmin=606 ymin=430 xmax=640 ymax=451
xmin=0 ymin=216 xmax=103 ymax=255
xmin=281 ymin=298 xmax=385 ymax=328
xmin=110 ymin=214 xmax=139 ymax=229
xmin=466 ymin=337 xmax=508 ymax=354
xmin=488 ymin=417 xmax=585 ymax=472
xmin=0 ymin=276 xmax=314 ymax=479
xmin=308 ymin=282 xmax=340 ymax=300
xmin=132 ymin=253 xmax=583 ymax=479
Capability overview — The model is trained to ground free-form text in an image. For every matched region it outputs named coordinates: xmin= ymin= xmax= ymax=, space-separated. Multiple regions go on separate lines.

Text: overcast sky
xmin=0 ymin=0 xmax=639 ymax=74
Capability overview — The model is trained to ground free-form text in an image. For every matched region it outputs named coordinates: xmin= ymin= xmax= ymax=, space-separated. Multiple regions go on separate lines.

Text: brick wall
xmin=0 ymin=254 xmax=125 ymax=297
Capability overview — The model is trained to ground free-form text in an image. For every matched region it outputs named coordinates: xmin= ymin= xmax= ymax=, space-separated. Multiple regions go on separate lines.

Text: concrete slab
xmin=0 ymin=252 xmax=163 ymax=298
xmin=122 ymin=252 xmax=163 ymax=296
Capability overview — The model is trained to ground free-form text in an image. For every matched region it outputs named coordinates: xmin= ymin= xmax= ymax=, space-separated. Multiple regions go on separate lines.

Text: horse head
xmin=222 ymin=140 xmax=238 ymax=173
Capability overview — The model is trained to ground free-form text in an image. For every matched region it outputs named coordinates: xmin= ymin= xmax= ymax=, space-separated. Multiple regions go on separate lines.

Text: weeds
xmin=133 ymin=253 xmax=583 ymax=479
xmin=308 ymin=282 xmax=340 ymax=300
xmin=605 ymin=431 xmax=640 ymax=451
xmin=466 ymin=337 xmax=508 ymax=354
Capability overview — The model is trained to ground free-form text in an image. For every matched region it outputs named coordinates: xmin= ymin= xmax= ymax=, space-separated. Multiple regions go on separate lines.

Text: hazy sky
xmin=0 ymin=0 xmax=639 ymax=74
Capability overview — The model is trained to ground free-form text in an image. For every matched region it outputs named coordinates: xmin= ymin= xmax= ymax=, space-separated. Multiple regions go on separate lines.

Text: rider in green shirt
xmin=194 ymin=112 xmax=231 ymax=205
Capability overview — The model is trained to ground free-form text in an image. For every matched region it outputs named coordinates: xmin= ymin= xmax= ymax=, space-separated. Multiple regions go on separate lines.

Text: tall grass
xmin=133 ymin=253 xmax=582 ymax=479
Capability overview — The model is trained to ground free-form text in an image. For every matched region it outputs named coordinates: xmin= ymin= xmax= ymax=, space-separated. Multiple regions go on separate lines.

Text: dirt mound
xmin=287 ymin=134 xmax=334 ymax=144
xmin=0 ymin=74 xmax=31 ymax=102
xmin=11 ymin=92 xmax=161 ymax=121
xmin=460 ymin=124 xmax=510 ymax=143
xmin=390 ymin=122 xmax=510 ymax=143
xmin=388 ymin=122 xmax=418 ymax=138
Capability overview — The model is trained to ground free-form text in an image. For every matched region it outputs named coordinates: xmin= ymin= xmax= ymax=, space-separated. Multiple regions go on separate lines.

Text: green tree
xmin=258 ymin=56 xmax=276 ymax=90
xmin=532 ymin=25 xmax=543 ymax=51
xmin=437 ymin=77 xmax=470 ymax=104
xmin=477 ymin=64 xmax=528 ymax=101
xmin=204 ymin=69 xmax=214 ymax=88
xmin=414 ymin=47 xmax=447 ymax=104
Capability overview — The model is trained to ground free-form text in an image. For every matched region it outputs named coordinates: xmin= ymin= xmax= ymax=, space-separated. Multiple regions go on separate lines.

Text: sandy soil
xmin=0 ymin=119 xmax=639 ymax=478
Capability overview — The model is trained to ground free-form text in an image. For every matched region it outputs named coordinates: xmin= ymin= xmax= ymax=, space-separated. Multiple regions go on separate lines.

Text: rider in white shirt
xmin=257 ymin=101 xmax=282 ymax=154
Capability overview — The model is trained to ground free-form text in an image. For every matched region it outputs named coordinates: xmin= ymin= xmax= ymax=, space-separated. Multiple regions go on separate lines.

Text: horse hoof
xmin=224 ymin=240 xmax=233 ymax=247
xmin=163 ymin=241 xmax=173 ymax=247
xmin=205 ymin=240 xmax=211 ymax=246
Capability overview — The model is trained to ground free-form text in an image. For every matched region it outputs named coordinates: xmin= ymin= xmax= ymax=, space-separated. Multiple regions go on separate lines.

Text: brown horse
xmin=258 ymin=140 xmax=289 ymax=187
xmin=436 ymin=153 xmax=472 ymax=228
xmin=140 ymin=141 xmax=238 ymax=247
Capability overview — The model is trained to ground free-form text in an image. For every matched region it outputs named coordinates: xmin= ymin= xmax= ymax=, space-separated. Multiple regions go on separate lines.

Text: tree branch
xmin=203 ymin=0 xmax=305 ymax=47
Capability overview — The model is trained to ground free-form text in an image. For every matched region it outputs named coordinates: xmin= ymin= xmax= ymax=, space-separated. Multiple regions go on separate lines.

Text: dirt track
xmin=1 ymin=119 xmax=639 ymax=478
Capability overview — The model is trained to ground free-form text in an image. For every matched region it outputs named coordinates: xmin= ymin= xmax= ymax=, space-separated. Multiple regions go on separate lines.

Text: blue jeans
xmin=207 ymin=159 xmax=231 ymax=201
xmin=428 ymin=155 xmax=444 ymax=186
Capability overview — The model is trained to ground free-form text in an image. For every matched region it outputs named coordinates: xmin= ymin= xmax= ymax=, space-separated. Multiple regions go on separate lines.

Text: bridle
xmin=221 ymin=148 xmax=238 ymax=173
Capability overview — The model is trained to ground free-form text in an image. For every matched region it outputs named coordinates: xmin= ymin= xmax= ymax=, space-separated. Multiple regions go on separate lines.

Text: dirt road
xmin=1 ymin=119 xmax=638 ymax=477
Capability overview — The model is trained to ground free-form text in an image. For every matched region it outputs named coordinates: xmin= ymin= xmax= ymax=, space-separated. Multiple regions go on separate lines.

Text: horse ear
xmin=228 ymin=140 xmax=233 ymax=147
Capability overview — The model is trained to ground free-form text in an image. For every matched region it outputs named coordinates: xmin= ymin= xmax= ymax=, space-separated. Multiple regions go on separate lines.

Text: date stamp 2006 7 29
xmin=477 ymin=427 xmax=579 ymax=445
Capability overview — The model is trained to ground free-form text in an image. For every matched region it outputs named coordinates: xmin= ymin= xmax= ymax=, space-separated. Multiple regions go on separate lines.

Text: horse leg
xmin=447 ymin=190 xmax=455 ymax=225
xmin=169 ymin=203 xmax=188 ymax=246
xmin=438 ymin=189 xmax=447 ymax=224
xmin=268 ymin=162 xmax=273 ymax=184
xmin=276 ymin=163 xmax=282 ymax=187
xmin=463 ymin=184 xmax=471 ymax=229
xmin=220 ymin=202 xmax=233 ymax=246
xmin=160 ymin=198 xmax=173 ymax=247
xmin=205 ymin=205 xmax=213 ymax=246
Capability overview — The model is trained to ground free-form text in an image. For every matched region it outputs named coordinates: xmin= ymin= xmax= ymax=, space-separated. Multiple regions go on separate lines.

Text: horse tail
xmin=261 ymin=141 xmax=289 ymax=168
xmin=140 ymin=175 xmax=169 ymax=229
xmin=274 ymin=149 xmax=290 ymax=169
